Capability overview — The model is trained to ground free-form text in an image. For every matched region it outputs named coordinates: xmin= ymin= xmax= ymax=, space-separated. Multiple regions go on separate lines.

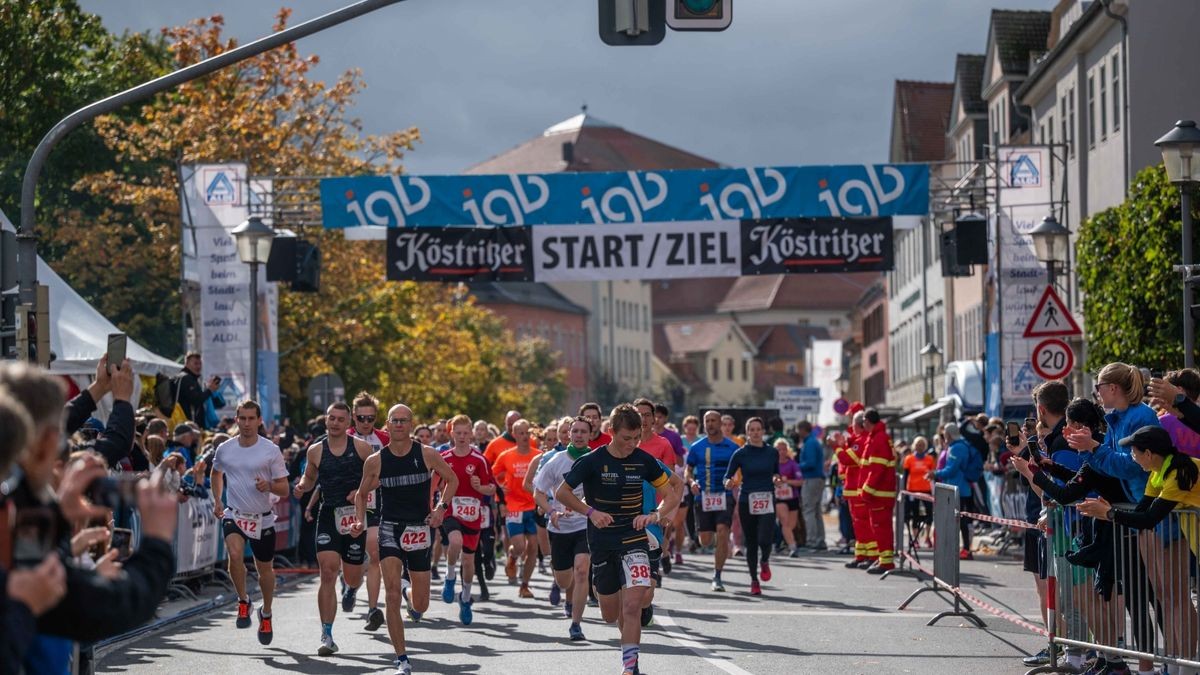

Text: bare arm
xmin=353 ymin=454 xmax=381 ymax=534
xmin=292 ymin=444 xmax=321 ymax=497
xmin=210 ymin=469 xmax=225 ymax=518
xmin=522 ymin=455 xmax=542 ymax=495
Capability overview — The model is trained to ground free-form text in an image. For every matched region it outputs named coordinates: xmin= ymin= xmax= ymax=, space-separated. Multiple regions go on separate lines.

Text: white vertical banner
xmin=996 ymin=147 xmax=1051 ymax=404
xmin=248 ymin=179 xmax=281 ymax=422
xmin=809 ymin=339 xmax=842 ymax=426
xmin=184 ymin=163 xmax=260 ymax=416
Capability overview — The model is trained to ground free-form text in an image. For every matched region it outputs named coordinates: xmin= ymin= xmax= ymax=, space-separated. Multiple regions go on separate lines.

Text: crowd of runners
xmin=211 ymin=392 xmax=837 ymax=675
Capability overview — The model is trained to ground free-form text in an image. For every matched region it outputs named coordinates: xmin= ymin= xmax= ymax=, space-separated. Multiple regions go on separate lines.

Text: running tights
xmin=737 ymin=501 xmax=775 ymax=581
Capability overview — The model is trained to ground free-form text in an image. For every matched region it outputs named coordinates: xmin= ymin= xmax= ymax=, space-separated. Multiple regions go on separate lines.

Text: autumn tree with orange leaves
xmin=51 ymin=8 xmax=565 ymax=422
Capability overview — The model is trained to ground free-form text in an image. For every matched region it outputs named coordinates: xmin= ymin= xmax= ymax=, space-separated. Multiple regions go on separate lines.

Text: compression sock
xmin=713 ymin=569 xmax=722 ymax=581
xmin=622 ymin=644 xmax=639 ymax=672
xmin=321 ymin=622 xmax=333 ymax=637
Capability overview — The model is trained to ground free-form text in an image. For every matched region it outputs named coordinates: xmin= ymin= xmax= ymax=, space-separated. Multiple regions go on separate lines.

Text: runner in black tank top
xmin=352 ymin=403 xmax=460 ymax=675
xmin=293 ymin=403 xmax=373 ymax=657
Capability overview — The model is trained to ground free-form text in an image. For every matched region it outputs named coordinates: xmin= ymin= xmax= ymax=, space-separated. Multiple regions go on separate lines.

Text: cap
xmin=173 ymin=423 xmax=193 ymax=437
xmin=1118 ymin=426 xmax=1174 ymax=455
xmin=83 ymin=417 xmax=105 ymax=432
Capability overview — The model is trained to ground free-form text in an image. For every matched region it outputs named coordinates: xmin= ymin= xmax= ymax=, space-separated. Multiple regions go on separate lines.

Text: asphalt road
xmin=97 ymin=538 xmax=1049 ymax=674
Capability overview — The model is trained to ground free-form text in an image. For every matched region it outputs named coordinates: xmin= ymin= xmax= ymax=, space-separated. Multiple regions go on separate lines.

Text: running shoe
xmin=459 ymin=598 xmax=473 ymax=626
xmin=236 ymin=599 xmax=252 ymax=628
xmin=569 ymin=622 xmax=585 ymax=641
xmin=256 ymin=608 xmax=273 ymax=645
xmin=789 ymin=547 xmax=801 ymax=558
xmin=563 ymin=601 xmax=573 ymax=620
xmin=549 ymin=582 xmax=561 ymax=606
xmin=1022 ymin=648 xmax=1051 ymax=666
xmin=403 ymin=587 xmax=423 ymax=622
xmin=733 ymin=547 xmax=745 ymax=557
xmin=505 ymin=555 xmax=517 ymax=582
xmin=394 ymin=657 xmax=412 ymax=674
xmin=640 ymin=604 xmax=654 ymax=627
xmin=431 ymin=566 xmax=441 ymax=581
xmin=760 ymin=562 xmax=772 ymax=582
xmin=959 ymin=549 xmax=974 ymax=561
xmin=674 ymin=552 xmax=683 ymax=565
xmin=341 ymin=583 xmax=358 ymax=613
xmin=483 ymin=555 xmax=496 ymax=580
xmin=407 ymin=605 xmax=423 ymax=622
xmin=318 ymin=633 xmax=338 ymax=656
xmin=480 ymin=586 xmax=491 ymax=602
xmin=1080 ymin=658 xmax=1108 ymax=675
xmin=442 ymin=577 xmax=456 ymax=604
xmin=518 ymin=585 xmax=535 ymax=599
xmin=365 ymin=607 xmax=385 ymax=631
xmin=661 ymin=554 xmax=673 ymax=575
xmin=749 ymin=580 xmax=762 ymax=596
xmin=538 ymin=559 xmax=548 ymax=575
xmin=711 ymin=578 xmax=726 ymax=592
xmin=621 ymin=667 xmax=640 ymax=675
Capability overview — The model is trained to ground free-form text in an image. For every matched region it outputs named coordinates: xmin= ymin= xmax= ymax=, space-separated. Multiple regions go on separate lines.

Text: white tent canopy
xmin=3 ymin=209 xmax=180 ymax=377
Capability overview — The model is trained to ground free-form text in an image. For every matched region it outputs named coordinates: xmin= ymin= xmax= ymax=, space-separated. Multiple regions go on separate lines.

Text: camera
xmin=86 ymin=473 xmax=142 ymax=515
xmin=10 ymin=506 xmax=58 ymax=569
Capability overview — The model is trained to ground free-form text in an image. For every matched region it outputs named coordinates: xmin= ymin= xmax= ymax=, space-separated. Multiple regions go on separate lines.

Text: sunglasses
xmin=355 ymin=415 xmax=376 ymax=423
xmin=1093 ymin=382 xmax=1112 ymax=393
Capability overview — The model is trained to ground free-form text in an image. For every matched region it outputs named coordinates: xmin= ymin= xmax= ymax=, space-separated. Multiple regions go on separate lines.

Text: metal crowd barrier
xmin=896 ymin=482 xmax=986 ymax=627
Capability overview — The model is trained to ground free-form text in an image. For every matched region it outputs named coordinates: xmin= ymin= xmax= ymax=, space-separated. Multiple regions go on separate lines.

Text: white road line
xmin=657 ymin=608 xmax=756 ymax=675
xmin=664 ymin=608 xmax=1042 ymax=617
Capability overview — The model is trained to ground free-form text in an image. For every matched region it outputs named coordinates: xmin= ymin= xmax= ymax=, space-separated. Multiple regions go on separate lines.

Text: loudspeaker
xmin=941 ymin=230 xmax=972 ymax=277
xmin=266 ymin=234 xmax=297 ymax=282
xmin=953 ymin=214 xmax=988 ymax=265
xmin=293 ymin=240 xmax=320 ymax=293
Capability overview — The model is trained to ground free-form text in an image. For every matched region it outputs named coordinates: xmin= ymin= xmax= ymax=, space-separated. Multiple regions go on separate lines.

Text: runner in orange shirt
xmin=491 ymin=419 xmax=542 ymax=597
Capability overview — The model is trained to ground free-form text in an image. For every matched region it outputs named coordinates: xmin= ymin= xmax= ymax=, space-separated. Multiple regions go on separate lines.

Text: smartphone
xmin=1024 ymin=416 xmax=1037 ymax=436
xmin=106 ymin=333 xmax=127 ymax=374
xmin=1006 ymin=421 xmax=1021 ymax=447
xmin=11 ymin=507 xmax=58 ymax=568
xmin=110 ymin=527 xmax=133 ymax=562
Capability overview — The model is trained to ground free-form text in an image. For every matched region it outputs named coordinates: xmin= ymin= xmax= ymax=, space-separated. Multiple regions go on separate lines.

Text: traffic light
xmin=598 ymin=0 xmax=666 ymax=46
xmin=14 ymin=285 xmax=50 ymax=366
xmin=666 ymin=0 xmax=732 ymax=31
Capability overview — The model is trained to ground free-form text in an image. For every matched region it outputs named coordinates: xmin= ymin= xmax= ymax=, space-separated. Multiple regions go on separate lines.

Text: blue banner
xmin=319 ymin=164 xmax=928 ymax=229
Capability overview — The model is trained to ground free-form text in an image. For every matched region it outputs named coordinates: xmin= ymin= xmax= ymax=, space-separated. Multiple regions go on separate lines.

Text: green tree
xmin=1076 ymin=164 xmax=1199 ymax=370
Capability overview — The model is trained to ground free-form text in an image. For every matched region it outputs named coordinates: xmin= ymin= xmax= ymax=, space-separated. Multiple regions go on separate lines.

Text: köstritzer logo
xmin=1009 ymin=154 xmax=1041 ymax=187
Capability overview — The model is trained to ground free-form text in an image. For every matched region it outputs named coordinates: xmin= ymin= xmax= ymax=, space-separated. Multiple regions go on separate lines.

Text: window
xmin=712 ymin=358 xmax=719 ymax=381
xmin=644 ymin=351 xmax=650 ymax=379
xmin=727 ymin=358 xmax=734 ymax=381
xmin=602 ymin=298 xmax=609 ymax=326
xmin=1087 ymin=74 xmax=1096 ymax=148
xmin=1112 ymin=53 xmax=1121 ymax=131
xmin=603 ymin=345 xmax=610 ymax=371
xmin=643 ymin=305 xmax=649 ymax=332
xmin=1069 ymin=87 xmax=1076 ymax=157
xmin=1099 ymin=64 xmax=1107 ymax=140
xmin=742 ymin=359 xmax=749 ymax=381
xmin=787 ymin=363 xmax=798 ymax=375
xmin=1060 ymin=94 xmax=1069 ymax=156
xmin=1047 ymin=114 xmax=1054 ymax=145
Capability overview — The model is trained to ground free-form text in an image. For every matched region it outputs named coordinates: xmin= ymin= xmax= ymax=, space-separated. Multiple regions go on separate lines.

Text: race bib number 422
xmin=400 ymin=525 xmax=431 ymax=552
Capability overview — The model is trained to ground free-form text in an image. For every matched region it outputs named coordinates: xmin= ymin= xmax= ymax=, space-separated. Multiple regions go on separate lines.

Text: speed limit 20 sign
xmin=1031 ymin=338 xmax=1074 ymax=380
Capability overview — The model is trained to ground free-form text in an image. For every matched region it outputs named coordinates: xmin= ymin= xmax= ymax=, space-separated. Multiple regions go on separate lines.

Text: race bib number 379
xmin=702 ymin=492 xmax=727 ymax=512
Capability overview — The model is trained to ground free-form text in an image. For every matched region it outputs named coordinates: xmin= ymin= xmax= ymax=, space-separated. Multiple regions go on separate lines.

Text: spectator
xmin=174 ymin=352 xmax=222 ymax=429
xmin=1156 ymin=368 xmax=1200 ymax=458
xmin=144 ymin=435 xmax=168 ymax=466
xmin=0 ymin=361 xmax=178 ymax=673
xmin=795 ymin=421 xmax=826 ymax=552
xmin=167 ymin=424 xmax=199 ymax=467
xmin=933 ymin=423 xmax=976 ymax=559
xmin=62 ymin=355 xmax=137 ymax=470
xmin=1067 ymin=363 xmax=1160 ymax=505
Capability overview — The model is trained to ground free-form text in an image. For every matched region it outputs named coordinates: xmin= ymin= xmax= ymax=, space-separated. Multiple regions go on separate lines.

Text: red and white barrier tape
xmin=898 ymin=490 xmax=935 ymax=503
xmin=899 ymin=552 xmax=1048 ymax=637
xmin=958 ymin=510 xmax=1040 ymax=530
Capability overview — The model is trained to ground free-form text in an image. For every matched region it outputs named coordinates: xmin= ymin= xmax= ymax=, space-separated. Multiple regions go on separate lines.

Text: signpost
xmin=771 ymin=386 xmax=821 ymax=425
xmin=1030 ymin=338 xmax=1074 ymax=381
xmin=1023 ymin=286 xmax=1081 ymax=339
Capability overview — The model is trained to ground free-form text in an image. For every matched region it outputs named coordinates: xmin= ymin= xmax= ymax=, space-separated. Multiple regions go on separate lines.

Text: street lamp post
xmin=920 ymin=342 xmax=942 ymax=406
xmin=232 ymin=216 xmax=275 ymax=402
xmin=1030 ymin=214 xmax=1070 ymax=290
xmin=1156 ymin=120 xmax=1200 ymax=368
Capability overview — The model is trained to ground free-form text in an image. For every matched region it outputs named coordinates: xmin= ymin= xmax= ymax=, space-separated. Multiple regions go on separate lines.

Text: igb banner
xmin=385 ymin=218 xmax=893 ymax=281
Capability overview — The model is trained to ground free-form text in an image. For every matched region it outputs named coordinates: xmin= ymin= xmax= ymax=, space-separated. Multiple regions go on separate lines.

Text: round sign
xmin=833 ymin=398 xmax=850 ymax=415
xmin=1031 ymin=338 xmax=1074 ymax=380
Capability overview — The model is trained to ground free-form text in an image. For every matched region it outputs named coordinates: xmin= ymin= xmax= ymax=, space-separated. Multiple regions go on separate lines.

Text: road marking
xmin=664 ymin=608 xmax=1043 ymax=618
xmin=657 ymin=608 xmax=755 ymax=675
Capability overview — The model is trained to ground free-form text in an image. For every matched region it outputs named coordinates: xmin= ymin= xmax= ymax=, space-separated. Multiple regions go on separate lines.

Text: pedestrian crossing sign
xmin=1023 ymin=285 xmax=1080 ymax=338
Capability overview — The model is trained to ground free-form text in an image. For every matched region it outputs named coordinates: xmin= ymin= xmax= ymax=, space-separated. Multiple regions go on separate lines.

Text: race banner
xmin=174 ymin=494 xmax=219 ymax=574
xmin=320 ymin=164 xmax=929 ymax=230
xmin=533 ymin=220 xmax=740 ymax=282
xmin=741 ymin=217 xmax=893 ymax=275
xmin=385 ymin=218 xmax=892 ymax=282
xmin=386 ymin=226 xmax=534 ymax=281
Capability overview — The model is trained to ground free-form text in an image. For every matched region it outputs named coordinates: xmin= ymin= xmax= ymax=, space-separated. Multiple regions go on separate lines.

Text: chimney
xmin=561 ymin=141 xmax=574 ymax=165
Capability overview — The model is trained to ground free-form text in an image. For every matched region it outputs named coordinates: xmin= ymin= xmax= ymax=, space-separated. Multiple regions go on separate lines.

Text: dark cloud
xmin=79 ymin=0 xmax=1048 ymax=174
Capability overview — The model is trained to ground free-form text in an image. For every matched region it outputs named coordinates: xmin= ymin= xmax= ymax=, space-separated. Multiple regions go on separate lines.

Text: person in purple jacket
xmin=773 ymin=439 xmax=803 ymax=556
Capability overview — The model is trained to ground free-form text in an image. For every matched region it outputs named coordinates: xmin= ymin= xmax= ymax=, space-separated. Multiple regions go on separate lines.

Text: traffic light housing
xmin=598 ymin=0 xmax=666 ymax=46
xmin=666 ymin=0 xmax=732 ymax=31
xmin=264 ymin=233 xmax=320 ymax=293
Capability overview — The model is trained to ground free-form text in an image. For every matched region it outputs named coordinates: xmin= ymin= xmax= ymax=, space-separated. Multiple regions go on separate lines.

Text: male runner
xmin=491 ymin=419 xmax=541 ymax=596
xmin=685 ymin=410 xmax=739 ymax=591
xmin=293 ymin=402 xmax=373 ymax=656
xmin=653 ymin=403 xmax=686 ymax=567
xmin=436 ymin=414 xmax=496 ymax=624
xmin=211 ymin=400 xmax=290 ymax=645
xmin=533 ymin=415 xmax=593 ymax=640
xmin=556 ymin=404 xmax=682 ymax=675
xmin=348 ymin=391 xmax=389 ymax=631
xmin=352 ymin=403 xmax=459 ymax=674
xmin=579 ymin=402 xmax=612 ymax=449
xmin=634 ymin=399 xmax=680 ymax=575
xmin=523 ymin=422 xmax=564 ymax=605
xmin=677 ymin=415 xmax=702 ymax=556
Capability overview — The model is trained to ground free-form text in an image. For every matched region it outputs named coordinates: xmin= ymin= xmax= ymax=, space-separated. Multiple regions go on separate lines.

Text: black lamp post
xmin=920 ymin=342 xmax=942 ymax=406
xmin=1155 ymin=120 xmax=1200 ymax=368
xmin=232 ymin=216 xmax=275 ymax=401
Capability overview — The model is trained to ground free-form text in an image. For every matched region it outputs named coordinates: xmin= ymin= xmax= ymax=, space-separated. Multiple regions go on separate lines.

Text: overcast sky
xmin=80 ymin=0 xmax=1048 ymax=175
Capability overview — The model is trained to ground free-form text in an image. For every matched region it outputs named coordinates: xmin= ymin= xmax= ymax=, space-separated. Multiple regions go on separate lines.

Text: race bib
xmin=505 ymin=510 xmax=525 ymax=524
xmin=774 ymin=484 xmax=794 ymax=501
xmin=701 ymin=491 xmax=727 ymax=512
xmin=400 ymin=525 xmax=431 ymax=552
xmin=232 ymin=511 xmax=262 ymax=541
xmin=452 ymin=496 xmax=481 ymax=522
xmin=366 ymin=489 xmax=377 ymax=511
xmin=335 ymin=505 xmax=357 ymax=536
xmin=749 ymin=491 xmax=773 ymax=516
xmin=621 ymin=550 xmax=652 ymax=589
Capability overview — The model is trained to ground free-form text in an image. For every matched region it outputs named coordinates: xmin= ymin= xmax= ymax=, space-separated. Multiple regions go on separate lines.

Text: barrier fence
xmin=888 ymin=482 xmax=1200 ymax=675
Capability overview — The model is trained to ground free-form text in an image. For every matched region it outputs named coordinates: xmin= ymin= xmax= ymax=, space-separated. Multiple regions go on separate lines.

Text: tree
xmin=67 ymin=9 xmax=566 ymax=422
xmin=1076 ymin=164 xmax=1199 ymax=371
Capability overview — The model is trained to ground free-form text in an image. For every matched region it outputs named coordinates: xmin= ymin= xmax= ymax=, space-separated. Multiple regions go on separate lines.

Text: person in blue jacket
xmin=932 ymin=423 xmax=976 ymax=559
xmin=1066 ymin=363 xmax=1160 ymax=504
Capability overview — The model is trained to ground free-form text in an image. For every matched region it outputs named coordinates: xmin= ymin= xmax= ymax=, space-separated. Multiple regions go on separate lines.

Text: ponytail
xmin=1170 ymin=448 xmax=1199 ymax=492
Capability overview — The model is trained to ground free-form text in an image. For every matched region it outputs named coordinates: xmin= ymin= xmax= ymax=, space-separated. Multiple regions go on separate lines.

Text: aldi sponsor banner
xmin=534 ymin=220 xmax=740 ymax=282
xmin=995 ymin=147 xmax=1054 ymax=404
xmin=386 ymin=226 xmax=534 ymax=281
xmin=741 ymin=217 xmax=893 ymax=275
xmin=320 ymin=164 xmax=930 ymax=229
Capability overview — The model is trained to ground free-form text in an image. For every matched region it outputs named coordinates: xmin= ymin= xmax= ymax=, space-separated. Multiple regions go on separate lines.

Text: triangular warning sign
xmin=1023 ymin=286 xmax=1081 ymax=338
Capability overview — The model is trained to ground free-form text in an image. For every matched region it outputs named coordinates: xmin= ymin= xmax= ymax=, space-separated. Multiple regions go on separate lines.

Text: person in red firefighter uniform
xmin=859 ymin=408 xmax=897 ymax=573
xmin=836 ymin=404 xmax=873 ymax=568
